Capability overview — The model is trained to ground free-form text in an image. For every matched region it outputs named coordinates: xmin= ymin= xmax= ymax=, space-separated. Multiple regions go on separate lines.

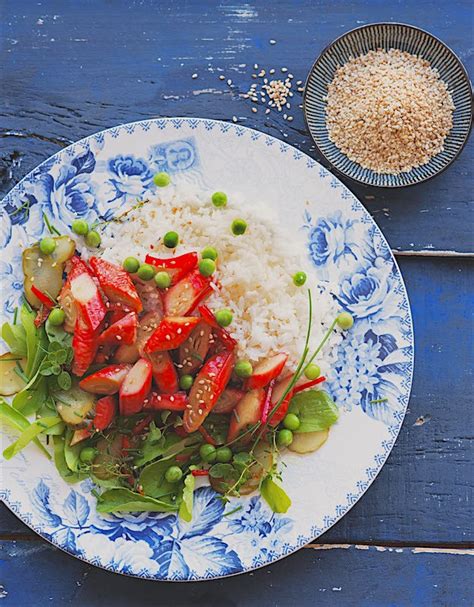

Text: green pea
xmin=336 ymin=312 xmax=354 ymax=330
xmin=304 ymin=363 xmax=321 ymax=380
xmin=39 ymin=237 xmax=56 ymax=255
xmin=122 ymin=257 xmax=140 ymax=273
xmin=85 ymin=230 xmax=101 ymax=248
xmin=283 ymin=413 xmax=300 ymax=431
xmin=215 ymin=446 xmax=233 ymax=463
xmin=48 ymin=308 xmax=65 ymax=326
xmin=231 ymin=218 xmax=247 ymax=236
xmin=137 ymin=263 xmax=155 ymax=281
xmin=165 ymin=465 xmax=183 ymax=483
xmin=154 ymin=271 xmax=171 ymax=289
xmin=211 ymin=191 xmax=227 ymax=208
xmin=293 ymin=271 xmax=307 ymax=287
xmin=201 ymin=246 xmax=218 ymax=261
xmin=179 ymin=374 xmax=194 ymax=391
xmin=198 ymin=258 xmax=216 ymax=277
xmin=163 ymin=231 xmax=179 ymax=248
xmin=234 ymin=360 xmax=253 ymax=378
xmin=79 ymin=446 xmax=97 ymax=464
xmin=71 ymin=219 xmax=89 ymax=236
xmin=215 ymin=308 xmax=233 ymax=328
xmin=153 ymin=172 xmax=171 ymax=187
xmin=199 ymin=443 xmax=217 ymax=463
xmin=276 ymin=429 xmax=293 ymax=447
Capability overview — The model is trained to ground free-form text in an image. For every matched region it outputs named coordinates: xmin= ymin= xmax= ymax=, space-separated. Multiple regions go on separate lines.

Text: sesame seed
xmin=253 ymin=63 xmax=258 ymax=70
xmin=287 ymin=116 xmax=294 ymax=121
xmin=192 ymin=73 xmax=198 ymax=79
xmin=269 ymin=68 xmax=275 ymax=74
xmin=116 ymin=335 xmax=122 ymax=341
xmin=281 ymin=67 xmax=288 ymax=73
xmin=265 ymin=108 xmax=270 ymax=114
xmin=198 ymin=408 xmax=203 ymax=414
xmin=219 ymin=75 xmax=225 ymax=80
xmin=269 ymin=39 xmax=276 ymax=45
xmin=251 ymin=107 xmax=257 ymax=113
xmin=227 ymin=79 xmax=232 ymax=86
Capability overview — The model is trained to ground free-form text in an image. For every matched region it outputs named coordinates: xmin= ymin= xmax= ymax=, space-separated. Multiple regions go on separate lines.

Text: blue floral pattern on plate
xmin=0 ymin=118 xmax=414 ymax=581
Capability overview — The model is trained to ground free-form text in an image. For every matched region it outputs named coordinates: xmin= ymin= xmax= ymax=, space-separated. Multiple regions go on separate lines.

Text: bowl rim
xmin=303 ymin=21 xmax=474 ymax=189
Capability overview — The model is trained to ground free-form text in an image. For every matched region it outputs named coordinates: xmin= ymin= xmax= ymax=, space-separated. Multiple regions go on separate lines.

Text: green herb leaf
xmin=1 ymin=322 xmax=27 ymax=357
xmin=209 ymin=463 xmax=235 ymax=479
xmin=288 ymin=390 xmax=339 ymax=433
xmin=57 ymin=371 xmax=72 ymax=390
xmin=178 ymin=474 xmax=195 ymax=522
xmin=139 ymin=458 xmax=181 ymax=502
xmin=52 ymin=436 xmax=86 ymax=484
xmin=0 ymin=399 xmax=50 ymax=458
xmin=12 ymin=377 xmax=48 ymax=416
xmin=260 ymin=477 xmax=291 ymax=513
xmin=96 ymin=488 xmax=178 ymax=513
xmin=134 ymin=428 xmax=197 ymax=467
xmin=2 ymin=414 xmax=60 ymax=460
xmin=63 ymin=427 xmax=83 ymax=472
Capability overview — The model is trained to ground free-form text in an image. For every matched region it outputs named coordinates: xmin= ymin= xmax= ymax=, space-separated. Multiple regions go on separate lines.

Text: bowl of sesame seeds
xmin=303 ymin=23 xmax=473 ymax=187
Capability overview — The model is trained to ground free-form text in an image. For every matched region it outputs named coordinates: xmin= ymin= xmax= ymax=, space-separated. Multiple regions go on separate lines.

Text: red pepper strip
xmin=293 ymin=376 xmax=326 ymax=394
xmin=132 ymin=414 xmax=154 ymax=436
xmin=260 ymin=379 xmax=276 ymax=425
xmin=31 ymin=284 xmax=56 ymax=309
xmin=198 ymin=426 xmax=217 ymax=446
xmin=145 ymin=252 xmax=198 ymax=284
xmin=198 ymin=304 xmax=219 ymax=329
xmin=191 ymin=469 xmax=209 ymax=477
xmin=146 ymin=392 xmax=188 ymax=411
xmin=214 ymin=327 xmax=237 ymax=351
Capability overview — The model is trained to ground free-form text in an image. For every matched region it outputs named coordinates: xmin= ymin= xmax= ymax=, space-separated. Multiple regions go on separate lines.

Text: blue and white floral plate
xmin=0 ymin=118 xmax=414 ymax=581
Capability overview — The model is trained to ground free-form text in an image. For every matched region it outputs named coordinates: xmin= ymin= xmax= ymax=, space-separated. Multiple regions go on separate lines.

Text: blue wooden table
xmin=1 ymin=1 xmax=472 ymax=605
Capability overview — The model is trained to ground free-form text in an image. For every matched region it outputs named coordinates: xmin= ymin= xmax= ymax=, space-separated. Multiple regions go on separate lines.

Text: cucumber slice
xmin=54 ymin=382 xmax=95 ymax=425
xmin=0 ymin=354 xmax=27 ymax=396
xmin=288 ymin=428 xmax=329 ymax=454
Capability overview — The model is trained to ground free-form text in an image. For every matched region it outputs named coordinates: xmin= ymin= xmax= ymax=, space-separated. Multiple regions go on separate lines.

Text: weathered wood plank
xmin=1 ymin=0 xmax=472 ymax=252
xmin=1 ymin=540 xmax=472 ymax=606
xmin=2 ymin=256 xmax=472 ymax=544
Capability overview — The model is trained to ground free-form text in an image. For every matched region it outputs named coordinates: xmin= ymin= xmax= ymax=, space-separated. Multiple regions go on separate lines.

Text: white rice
xmin=90 ymin=185 xmax=340 ymax=369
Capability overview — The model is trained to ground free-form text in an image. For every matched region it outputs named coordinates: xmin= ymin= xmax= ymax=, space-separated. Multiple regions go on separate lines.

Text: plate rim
xmin=302 ymin=21 xmax=474 ymax=188
xmin=0 ymin=116 xmax=415 ymax=581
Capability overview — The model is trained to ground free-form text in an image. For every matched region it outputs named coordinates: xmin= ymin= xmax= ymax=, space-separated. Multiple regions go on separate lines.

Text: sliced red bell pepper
xmin=93 ymin=395 xmax=117 ymax=431
xmin=268 ymin=375 xmax=294 ymax=426
xmin=79 ymin=363 xmax=132 ymax=394
xmin=98 ymin=311 xmax=138 ymax=346
xmin=72 ymin=316 xmax=99 ymax=377
xmin=145 ymin=391 xmax=188 ymax=411
xmin=89 ymin=256 xmax=142 ymax=313
xmin=119 ymin=358 xmax=152 ymax=415
xmin=183 ymin=350 xmax=235 ymax=433
xmin=293 ymin=376 xmax=326 ymax=394
xmin=198 ymin=425 xmax=217 ymax=445
xmin=163 ymin=269 xmax=212 ymax=316
xmin=198 ymin=304 xmax=219 ymax=329
xmin=260 ymin=378 xmax=276 ymax=425
xmin=145 ymin=252 xmax=198 ymax=285
xmin=144 ymin=316 xmax=200 ymax=353
xmin=70 ymin=427 xmax=92 ymax=446
xmin=191 ymin=469 xmax=209 ymax=477
xmin=148 ymin=350 xmax=179 ymax=394
xmin=31 ymin=285 xmax=56 ymax=309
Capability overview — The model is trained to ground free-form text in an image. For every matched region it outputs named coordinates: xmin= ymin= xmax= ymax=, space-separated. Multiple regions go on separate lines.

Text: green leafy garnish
xmin=0 ymin=399 xmax=50 ymax=458
xmin=96 ymin=488 xmax=178 ymax=513
xmin=178 ymin=474 xmax=195 ymax=522
xmin=288 ymin=390 xmax=339 ymax=433
xmin=3 ymin=415 xmax=61 ymax=459
xmin=139 ymin=458 xmax=182 ymax=502
xmin=260 ymin=477 xmax=291 ymax=513
xmin=52 ymin=436 xmax=86 ymax=484
xmin=1 ymin=322 xmax=27 ymax=357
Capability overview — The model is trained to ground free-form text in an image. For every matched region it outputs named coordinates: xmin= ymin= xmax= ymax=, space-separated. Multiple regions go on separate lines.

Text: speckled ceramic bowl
xmin=303 ymin=23 xmax=473 ymax=188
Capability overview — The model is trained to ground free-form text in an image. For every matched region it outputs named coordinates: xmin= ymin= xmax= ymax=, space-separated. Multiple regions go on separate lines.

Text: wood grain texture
xmin=1 ymin=0 xmax=472 ymax=252
xmin=2 ymin=257 xmax=473 ymax=544
xmin=1 ymin=540 xmax=473 ymax=606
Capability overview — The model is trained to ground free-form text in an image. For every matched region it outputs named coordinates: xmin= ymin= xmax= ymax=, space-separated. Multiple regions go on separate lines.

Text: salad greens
xmin=1 ymin=219 xmax=352 ymax=522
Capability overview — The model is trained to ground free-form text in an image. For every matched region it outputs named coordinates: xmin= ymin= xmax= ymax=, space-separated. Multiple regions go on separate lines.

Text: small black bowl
xmin=303 ymin=23 xmax=473 ymax=187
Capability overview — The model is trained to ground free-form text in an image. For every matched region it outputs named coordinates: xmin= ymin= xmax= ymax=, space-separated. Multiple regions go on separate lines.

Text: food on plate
xmin=1 ymin=177 xmax=354 ymax=520
xmin=325 ymin=48 xmax=454 ymax=174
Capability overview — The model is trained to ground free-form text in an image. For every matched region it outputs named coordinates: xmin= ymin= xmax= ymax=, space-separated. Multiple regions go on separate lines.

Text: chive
xmin=13 ymin=307 xmax=18 ymax=324
xmin=370 ymin=398 xmax=388 ymax=404
xmin=223 ymin=505 xmax=243 ymax=517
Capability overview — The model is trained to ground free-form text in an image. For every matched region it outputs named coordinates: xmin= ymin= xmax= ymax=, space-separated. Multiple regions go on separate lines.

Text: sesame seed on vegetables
xmin=325 ymin=48 xmax=454 ymax=175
